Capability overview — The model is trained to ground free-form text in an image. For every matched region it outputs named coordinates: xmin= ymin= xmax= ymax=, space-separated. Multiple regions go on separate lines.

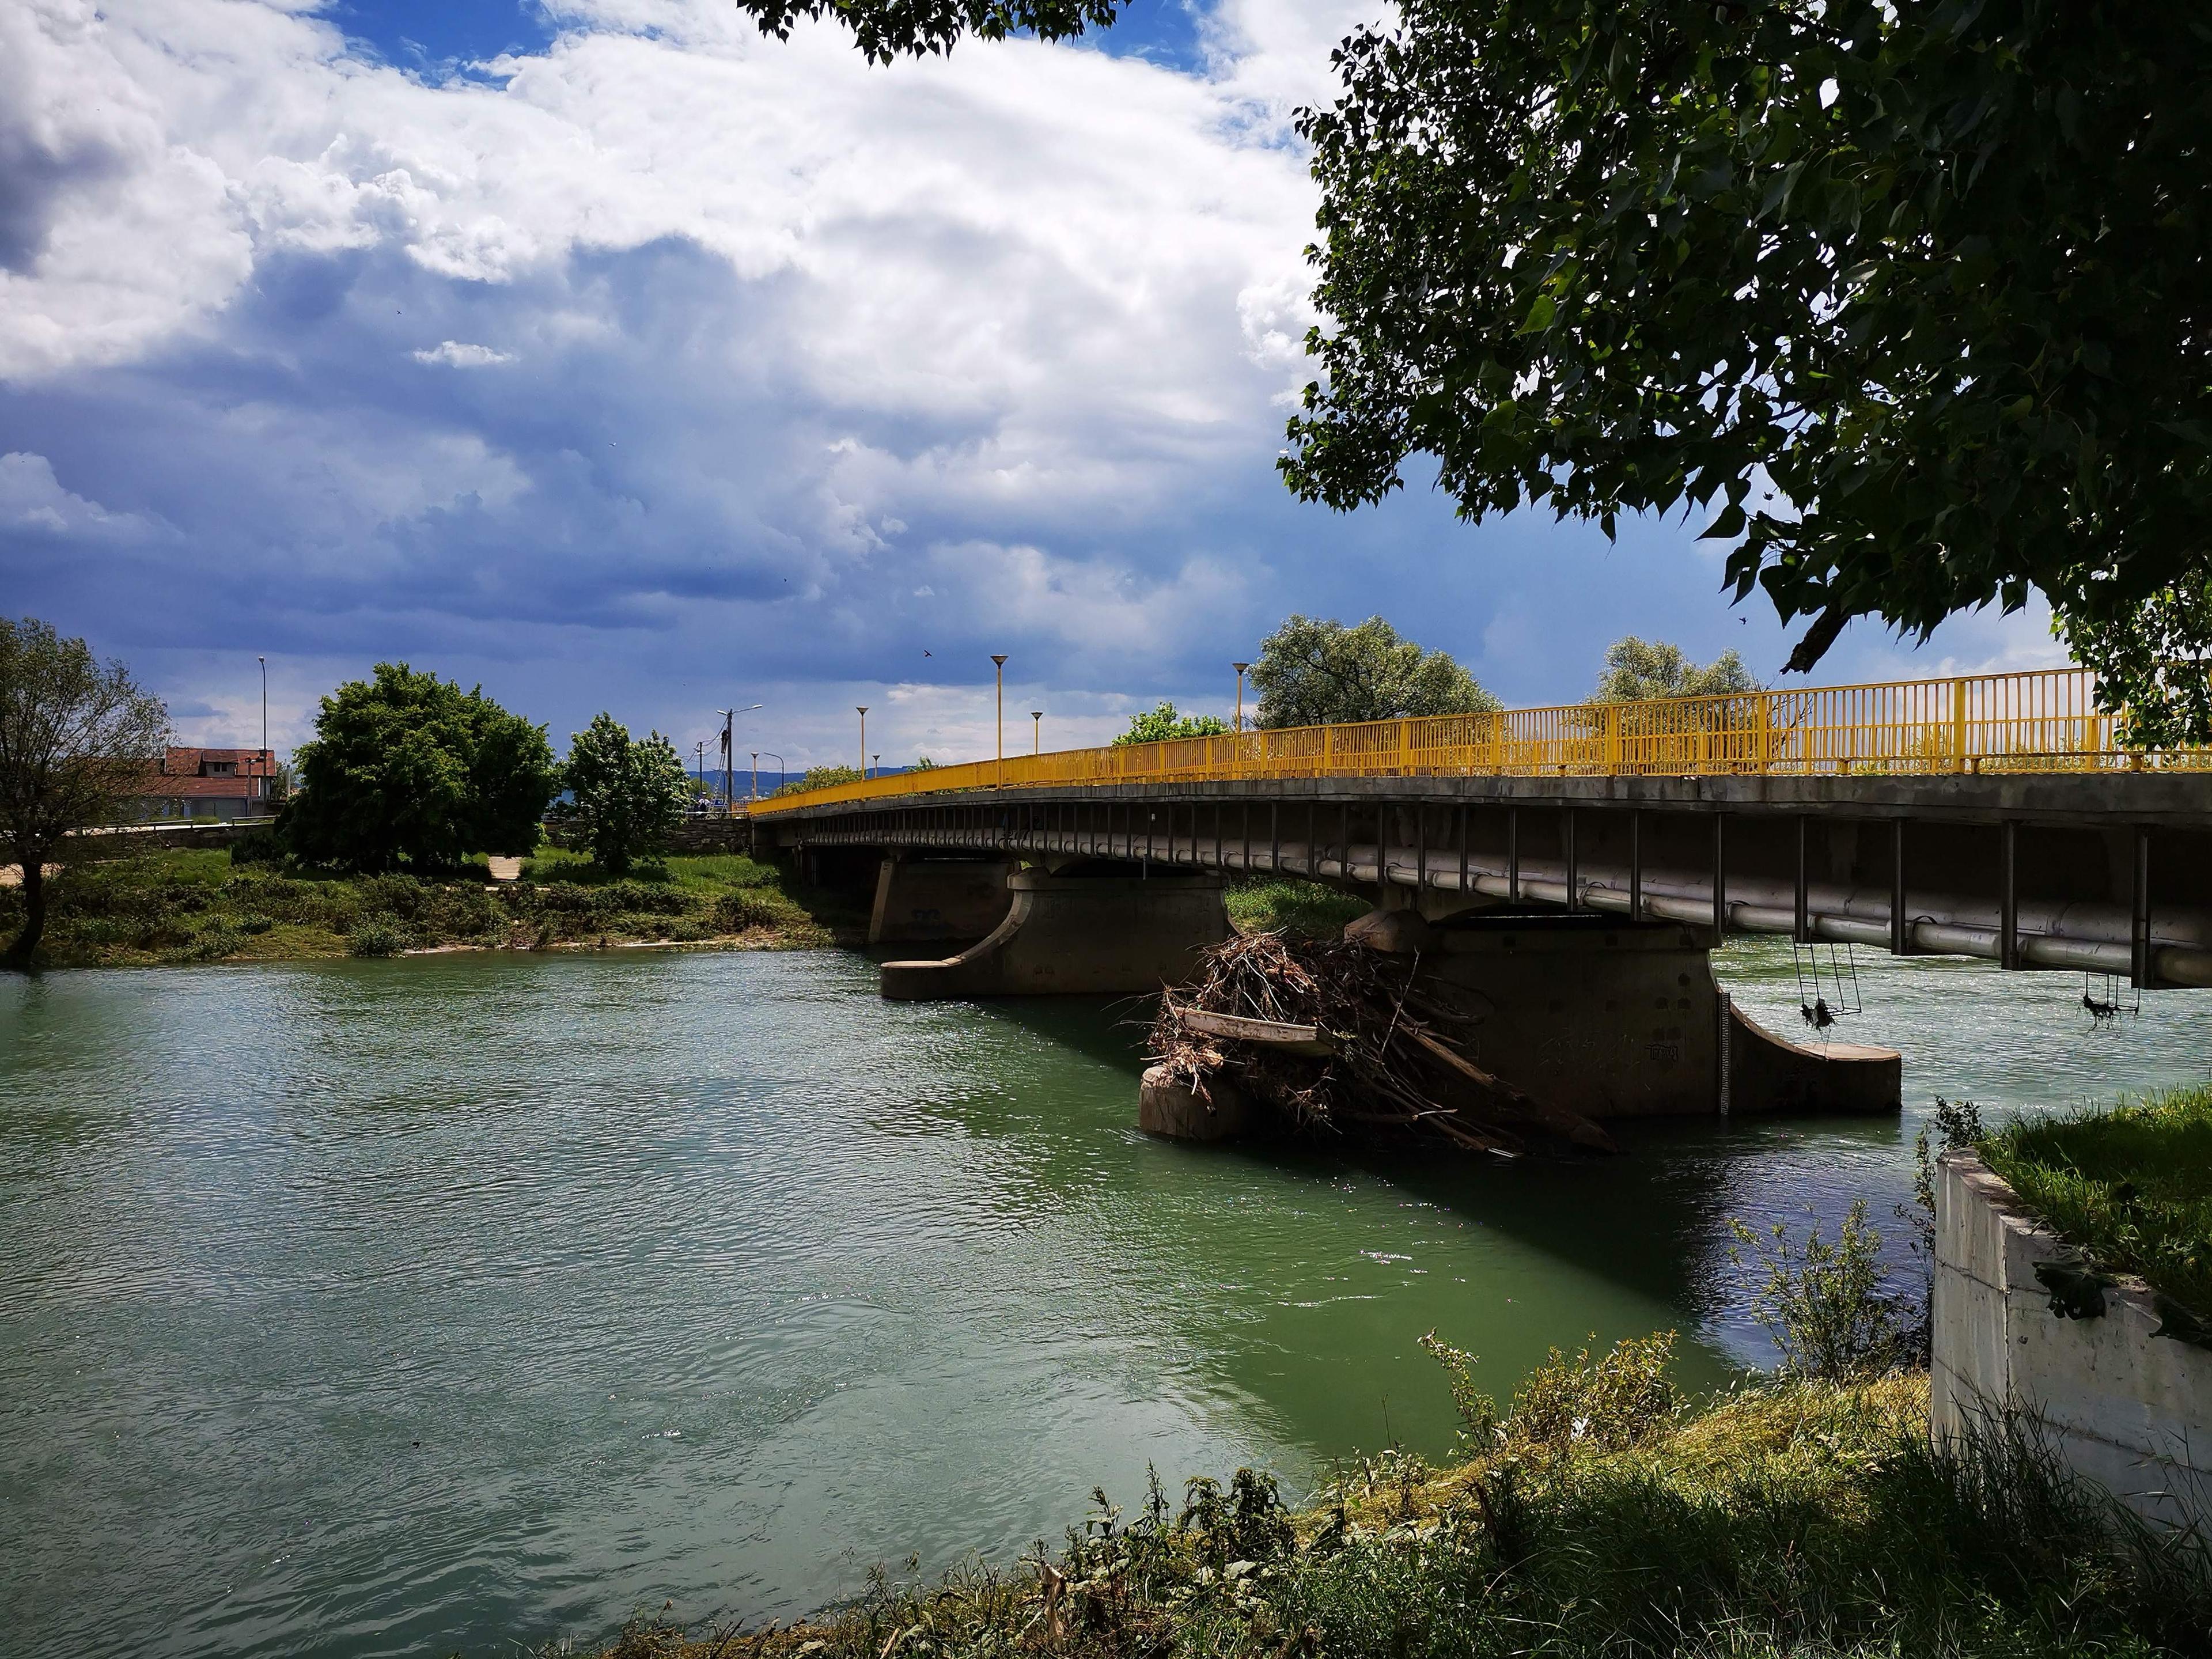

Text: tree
xmin=0 ymin=618 xmax=169 ymax=967
xmin=1251 ymin=615 xmax=1498 ymax=730
xmin=733 ymin=0 xmax=1122 ymax=62
xmin=775 ymin=764 xmax=865 ymax=796
xmin=1592 ymin=638 xmax=1762 ymax=704
xmin=284 ymin=664 xmax=554 ymax=872
xmin=1281 ymin=3 xmax=2212 ymax=736
xmin=1113 ymin=702 xmax=1231 ymax=747
xmin=561 ymin=714 xmax=690 ymax=876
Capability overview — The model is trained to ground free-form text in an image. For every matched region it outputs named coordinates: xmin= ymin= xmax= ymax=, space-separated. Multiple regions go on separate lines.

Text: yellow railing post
xmin=1952 ymin=678 xmax=1969 ymax=774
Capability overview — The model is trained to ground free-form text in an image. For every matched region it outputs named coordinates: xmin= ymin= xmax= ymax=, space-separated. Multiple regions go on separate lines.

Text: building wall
xmin=1933 ymin=1150 xmax=2212 ymax=1533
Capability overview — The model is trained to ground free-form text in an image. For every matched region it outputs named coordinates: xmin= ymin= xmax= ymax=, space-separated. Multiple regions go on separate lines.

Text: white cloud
xmin=412 ymin=339 xmax=515 ymax=366
xmin=0 ymin=451 xmax=159 ymax=539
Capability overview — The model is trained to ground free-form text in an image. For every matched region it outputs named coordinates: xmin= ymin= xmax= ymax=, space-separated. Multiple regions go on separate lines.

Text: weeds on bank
xmin=1976 ymin=1085 xmax=2212 ymax=1323
xmin=1225 ymin=877 xmax=1369 ymax=940
xmin=579 ymin=1365 xmax=2212 ymax=1659
xmin=0 ymin=846 xmax=836 ymax=965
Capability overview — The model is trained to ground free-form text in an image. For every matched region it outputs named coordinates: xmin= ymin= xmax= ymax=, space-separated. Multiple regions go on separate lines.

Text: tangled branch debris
xmin=1147 ymin=932 xmax=1614 ymax=1157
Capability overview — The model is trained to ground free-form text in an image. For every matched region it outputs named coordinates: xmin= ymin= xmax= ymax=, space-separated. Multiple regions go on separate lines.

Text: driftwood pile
xmin=1147 ymin=932 xmax=1615 ymax=1157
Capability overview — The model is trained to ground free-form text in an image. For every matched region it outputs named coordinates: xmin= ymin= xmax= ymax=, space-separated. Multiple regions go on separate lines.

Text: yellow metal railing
xmin=747 ymin=666 xmax=2204 ymax=816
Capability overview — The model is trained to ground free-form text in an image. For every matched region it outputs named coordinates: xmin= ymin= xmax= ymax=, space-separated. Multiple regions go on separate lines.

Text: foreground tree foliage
xmin=1591 ymin=636 xmax=1761 ymax=703
xmin=1252 ymin=615 xmax=1498 ymax=729
xmin=732 ymin=0 xmax=1124 ymax=62
xmin=0 ymin=617 xmax=169 ymax=967
xmin=562 ymin=714 xmax=690 ymax=876
xmin=285 ymin=664 xmax=554 ymax=872
xmin=1283 ymin=2 xmax=2212 ymax=736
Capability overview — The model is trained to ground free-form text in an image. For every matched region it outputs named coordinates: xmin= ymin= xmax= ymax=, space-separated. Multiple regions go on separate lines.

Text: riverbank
xmin=590 ymin=1363 xmax=2208 ymax=1659
xmin=0 ymin=846 xmax=854 ymax=966
xmin=4 ymin=854 xmax=1363 ymax=969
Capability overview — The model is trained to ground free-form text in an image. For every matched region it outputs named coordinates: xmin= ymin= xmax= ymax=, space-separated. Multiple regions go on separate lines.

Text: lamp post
xmin=991 ymin=654 xmax=1008 ymax=786
xmin=872 ymin=753 xmax=881 ymax=781
xmin=720 ymin=703 xmax=763 ymax=816
xmin=857 ymin=707 xmax=869 ymax=776
xmin=755 ymin=750 xmax=784 ymax=799
xmin=1232 ymin=662 xmax=1250 ymax=733
xmin=1031 ymin=710 xmax=1043 ymax=754
xmin=256 ymin=655 xmax=268 ymax=807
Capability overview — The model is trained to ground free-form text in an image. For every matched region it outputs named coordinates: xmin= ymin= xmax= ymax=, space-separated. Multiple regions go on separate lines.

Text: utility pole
xmin=1031 ymin=710 xmax=1043 ymax=753
xmin=257 ymin=655 xmax=268 ymax=807
xmin=857 ymin=707 xmax=869 ymax=776
xmin=751 ymin=752 xmax=759 ymax=801
xmin=991 ymin=655 xmax=1008 ymax=787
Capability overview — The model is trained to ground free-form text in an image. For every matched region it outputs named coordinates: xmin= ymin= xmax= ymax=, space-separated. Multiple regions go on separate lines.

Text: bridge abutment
xmin=880 ymin=869 xmax=1230 ymax=999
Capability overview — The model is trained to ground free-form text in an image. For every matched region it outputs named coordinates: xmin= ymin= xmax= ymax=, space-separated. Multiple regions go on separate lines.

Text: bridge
xmin=747 ymin=668 xmax=2212 ymax=1127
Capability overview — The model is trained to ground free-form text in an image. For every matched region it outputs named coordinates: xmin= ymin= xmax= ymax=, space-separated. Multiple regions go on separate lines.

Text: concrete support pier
xmin=1413 ymin=915 xmax=1899 ymax=1120
xmin=868 ymin=855 xmax=1010 ymax=946
xmin=881 ymin=869 xmax=1230 ymax=999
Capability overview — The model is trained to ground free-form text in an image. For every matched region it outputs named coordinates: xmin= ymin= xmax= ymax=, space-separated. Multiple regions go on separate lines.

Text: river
xmin=2 ymin=941 xmax=2207 ymax=1658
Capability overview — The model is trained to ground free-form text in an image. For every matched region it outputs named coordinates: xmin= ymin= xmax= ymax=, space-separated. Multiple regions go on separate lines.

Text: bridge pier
xmin=868 ymin=855 xmax=1010 ymax=946
xmin=1357 ymin=911 xmax=1901 ymax=1122
xmin=880 ymin=869 xmax=1230 ymax=999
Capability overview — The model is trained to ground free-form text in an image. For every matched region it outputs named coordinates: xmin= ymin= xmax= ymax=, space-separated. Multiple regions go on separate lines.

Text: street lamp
xmin=1232 ymin=662 xmax=1251 ymax=734
xmin=1031 ymin=710 xmax=1043 ymax=754
xmin=857 ymin=706 xmax=869 ymax=776
xmin=872 ymin=753 xmax=881 ymax=781
xmin=991 ymin=654 xmax=1008 ymax=786
xmin=753 ymin=750 xmax=784 ymax=800
xmin=719 ymin=703 xmax=763 ymax=817
xmin=256 ymin=655 xmax=268 ymax=806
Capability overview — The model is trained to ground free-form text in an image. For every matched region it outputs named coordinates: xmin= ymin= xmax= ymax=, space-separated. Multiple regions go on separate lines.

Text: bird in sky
xmin=923 ymin=649 xmax=931 ymax=657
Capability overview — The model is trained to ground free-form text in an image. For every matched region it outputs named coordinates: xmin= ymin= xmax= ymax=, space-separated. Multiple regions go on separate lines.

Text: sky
xmin=2 ymin=0 xmax=2066 ymax=778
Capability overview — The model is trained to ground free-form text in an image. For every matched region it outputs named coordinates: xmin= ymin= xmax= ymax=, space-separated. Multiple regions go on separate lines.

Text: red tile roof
xmin=159 ymin=747 xmax=276 ymax=777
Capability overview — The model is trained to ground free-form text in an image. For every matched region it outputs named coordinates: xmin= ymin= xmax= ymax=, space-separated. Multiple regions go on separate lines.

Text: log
xmin=1403 ymin=1028 xmax=1617 ymax=1153
xmin=1169 ymin=1002 xmax=1338 ymax=1056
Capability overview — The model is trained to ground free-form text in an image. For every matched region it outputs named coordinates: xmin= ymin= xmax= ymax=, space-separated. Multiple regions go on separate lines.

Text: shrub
xmin=347 ymin=915 xmax=410 ymax=957
xmin=1422 ymin=1330 xmax=1677 ymax=1453
xmin=713 ymin=889 xmax=794 ymax=932
xmin=180 ymin=919 xmax=247 ymax=961
xmin=1730 ymin=1201 xmax=1916 ymax=1382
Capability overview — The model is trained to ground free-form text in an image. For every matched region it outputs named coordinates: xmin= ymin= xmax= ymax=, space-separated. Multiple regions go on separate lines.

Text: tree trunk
xmin=4 ymin=855 xmax=47 ymax=968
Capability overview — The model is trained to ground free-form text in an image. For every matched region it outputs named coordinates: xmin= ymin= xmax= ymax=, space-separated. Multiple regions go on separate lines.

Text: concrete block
xmin=1138 ymin=1065 xmax=1250 ymax=1142
xmin=1936 ymin=1151 xmax=2212 ymax=1535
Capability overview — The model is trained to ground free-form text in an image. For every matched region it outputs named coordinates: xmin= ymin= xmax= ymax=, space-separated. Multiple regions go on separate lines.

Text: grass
xmin=1978 ymin=1084 xmax=2212 ymax=1321
xmin=1225 ymin=876 xmax=1370 ymax=940
xmin=578 ymin=1357 xmax=2212 ymax=1659
xmin=2 ymin=844 xmax=854 ymax=967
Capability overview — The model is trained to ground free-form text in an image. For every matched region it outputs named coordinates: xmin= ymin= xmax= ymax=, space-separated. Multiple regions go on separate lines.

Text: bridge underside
xmin=777 ymin=773 xmax=2212 ymax=990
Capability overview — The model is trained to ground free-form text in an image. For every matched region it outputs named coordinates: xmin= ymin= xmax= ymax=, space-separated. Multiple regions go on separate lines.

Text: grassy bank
xmin=1225 ymin=876 xmax=1369 ymax=939
xmin=589 ymin=1355 xmax=2210 ymax=1659
xmin=1978 ymin=1085 xmax=2212 ymax=1321
xmin=3 ymin=845 xmax=854 ymax=967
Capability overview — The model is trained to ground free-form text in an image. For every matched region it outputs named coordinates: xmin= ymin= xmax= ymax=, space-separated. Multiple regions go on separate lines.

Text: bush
xmin=713 ymin=889 xmax=794 ymax=932
xmin=1730 ymin=1200 xmax=1917 ymax=1382
xmin=1424 ymin=1330 xmax=1677 ymax=1454
xmin=347 ymin=915 xmax=410 ymax=957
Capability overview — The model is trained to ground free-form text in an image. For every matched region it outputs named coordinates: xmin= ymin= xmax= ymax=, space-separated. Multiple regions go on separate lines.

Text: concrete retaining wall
xmin=1933 ymin=1149 xmax=2212 ymax=1532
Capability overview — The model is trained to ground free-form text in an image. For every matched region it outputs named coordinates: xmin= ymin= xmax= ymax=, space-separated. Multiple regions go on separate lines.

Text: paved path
xmin=486 ymin=857 xmax=523 ymax=881
xmin=0 ymin=863 xmax=62 ymax=888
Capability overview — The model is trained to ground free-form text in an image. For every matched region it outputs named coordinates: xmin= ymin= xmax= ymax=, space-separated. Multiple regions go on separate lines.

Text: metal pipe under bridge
xmin=752 ymin=667 xmax=2212 ymax=990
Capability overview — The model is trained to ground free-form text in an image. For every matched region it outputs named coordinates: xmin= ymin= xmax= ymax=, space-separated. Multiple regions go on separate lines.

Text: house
xmin=135 ymin=748 xmax=280 ymax=820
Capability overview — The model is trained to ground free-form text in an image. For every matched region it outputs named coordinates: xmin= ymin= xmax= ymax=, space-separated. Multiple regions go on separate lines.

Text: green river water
xmin=3 ymin=941 xmax=2209 ymax=1658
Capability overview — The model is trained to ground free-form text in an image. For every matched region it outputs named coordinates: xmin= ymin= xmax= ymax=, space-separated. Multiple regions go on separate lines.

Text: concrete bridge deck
xmin=752 ymin=668 xmax=2212 ymax=989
